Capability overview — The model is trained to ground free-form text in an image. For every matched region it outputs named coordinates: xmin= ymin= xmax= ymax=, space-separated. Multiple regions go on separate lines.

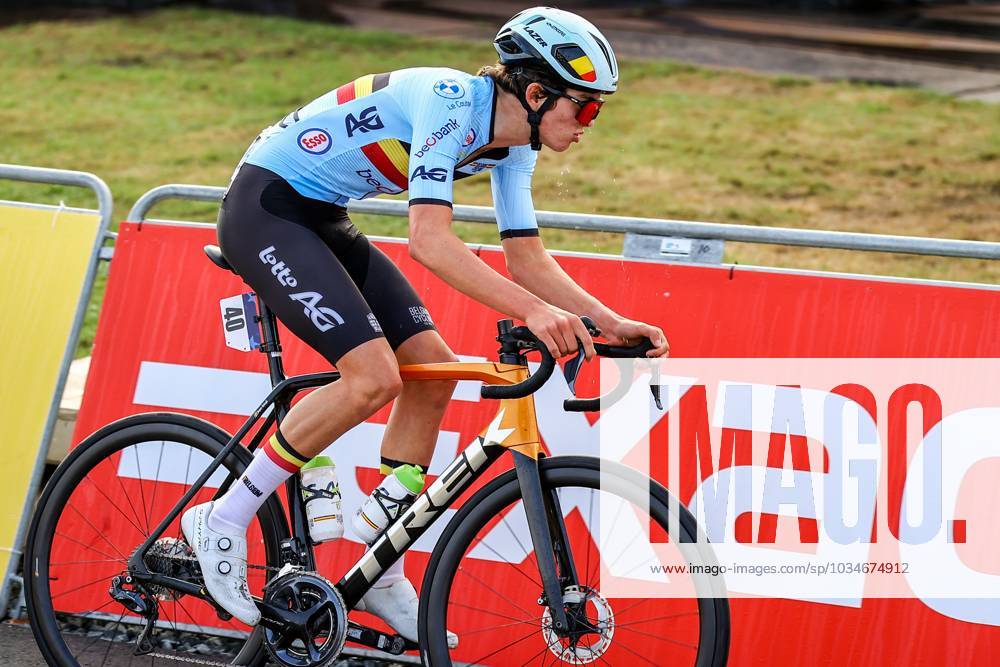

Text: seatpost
xmin=256 ymin=297 xmax=287 ymax=394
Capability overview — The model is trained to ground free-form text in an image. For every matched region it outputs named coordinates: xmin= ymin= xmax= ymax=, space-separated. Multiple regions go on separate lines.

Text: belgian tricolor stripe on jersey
xmin=335 ymin=72 xmax=410 ymax=190
xmin=262 ymin=432 xmax=310 ymax=474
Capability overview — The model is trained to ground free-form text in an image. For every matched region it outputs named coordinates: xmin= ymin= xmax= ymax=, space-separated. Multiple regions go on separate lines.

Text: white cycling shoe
xmin=180 ymin=501 xmax=260 ymax=626
xmin=357 ymin=577 xmax=459 ymax=649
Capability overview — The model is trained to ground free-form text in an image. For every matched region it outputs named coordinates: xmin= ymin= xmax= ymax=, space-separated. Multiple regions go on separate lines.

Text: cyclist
xmin=181 ymin=5 xmax=669 ymax=645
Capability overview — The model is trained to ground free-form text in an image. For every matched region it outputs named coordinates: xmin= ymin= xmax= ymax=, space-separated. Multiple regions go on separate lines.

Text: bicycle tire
xmin=25 ymin=412 xmax=289 ymax=667
xmin=419 ymin=455 xmax=730 ymax=667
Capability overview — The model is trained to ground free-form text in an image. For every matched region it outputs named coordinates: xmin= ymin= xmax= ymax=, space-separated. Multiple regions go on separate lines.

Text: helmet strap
xmin=517 ymin=86 xmax=557 ymax=151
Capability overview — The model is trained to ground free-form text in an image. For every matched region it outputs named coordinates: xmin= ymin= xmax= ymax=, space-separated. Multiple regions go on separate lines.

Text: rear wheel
xmin=420 ymin=456 xmax=730 ymax=667
xmin=25 ymin=413 xmax=288 ymax=666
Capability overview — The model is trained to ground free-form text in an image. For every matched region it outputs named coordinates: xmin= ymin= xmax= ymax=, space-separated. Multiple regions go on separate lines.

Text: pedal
xmin=345 ymin=621 xmax=412 ymax=655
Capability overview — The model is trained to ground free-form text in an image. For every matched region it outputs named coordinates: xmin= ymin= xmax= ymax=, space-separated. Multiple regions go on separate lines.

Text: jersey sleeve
xmin=491 ymin=145 xmax=539 ymax=239
xmin=406 ymin=79 xmax=474 ymax=208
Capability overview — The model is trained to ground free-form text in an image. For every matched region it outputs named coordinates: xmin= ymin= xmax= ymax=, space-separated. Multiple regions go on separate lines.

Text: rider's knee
xmin=352 ymin=369 xmax=403 ymax=411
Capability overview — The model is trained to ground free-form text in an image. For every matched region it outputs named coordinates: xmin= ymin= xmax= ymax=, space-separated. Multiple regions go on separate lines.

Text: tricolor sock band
xmin=209 ymin=431 xmax=308 ymax=533
xmin=264 ymin=431 xmax=311 ymax=473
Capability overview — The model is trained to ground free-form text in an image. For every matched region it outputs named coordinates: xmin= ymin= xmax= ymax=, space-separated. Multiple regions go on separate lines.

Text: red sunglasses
xmin=540 ymin=84 xmax=605 ymax=125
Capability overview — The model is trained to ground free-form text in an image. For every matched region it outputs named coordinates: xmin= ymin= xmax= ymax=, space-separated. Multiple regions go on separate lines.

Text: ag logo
xmin=411 ymin=165 xmax=448 ymax=182
xmin=433 ymin=79 xmax=465 ymax=100
xmin=289 ymin=291 xmax=345 ymax=332
xmin=463 ymin=128 xmax=476 ymax=147
xmin=297 ymin=128 xmax=332 ymax=155
xmin=345 ymin=106 xmax=384 ymax=138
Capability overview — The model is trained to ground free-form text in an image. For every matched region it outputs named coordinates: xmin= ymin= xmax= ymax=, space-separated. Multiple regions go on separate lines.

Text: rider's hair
xmin=478 ymin=62 xmax=563 ymax=101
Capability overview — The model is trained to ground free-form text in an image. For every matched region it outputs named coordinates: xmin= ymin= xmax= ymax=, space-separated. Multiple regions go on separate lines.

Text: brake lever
xmin=563 ymin=344 xmax=586 ymax=396
xmin=643 ymin=358 xmax=663 ymax=410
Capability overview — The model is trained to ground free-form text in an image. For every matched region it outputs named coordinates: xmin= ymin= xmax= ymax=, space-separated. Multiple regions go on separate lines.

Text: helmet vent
xmin=590 ymin=31 xmax=616 ymax=75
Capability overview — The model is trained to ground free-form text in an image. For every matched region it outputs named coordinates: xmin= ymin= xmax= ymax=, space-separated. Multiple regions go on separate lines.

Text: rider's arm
xmin=503 ymin=235 xmax=669 ymax=356
xmin=502 ymin=235 xmax=619 ymax=330
xmin=408 ymin=204 xmax=594 ymax=357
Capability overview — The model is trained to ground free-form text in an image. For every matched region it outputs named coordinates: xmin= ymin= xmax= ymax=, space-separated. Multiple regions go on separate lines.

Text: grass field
xmin=1 ymin=8 xmax=998 ymax=354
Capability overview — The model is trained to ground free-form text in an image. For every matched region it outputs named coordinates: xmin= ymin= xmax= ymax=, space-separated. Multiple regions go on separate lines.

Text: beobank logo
xmin=296 ymin=128 xmax=332 ymax=155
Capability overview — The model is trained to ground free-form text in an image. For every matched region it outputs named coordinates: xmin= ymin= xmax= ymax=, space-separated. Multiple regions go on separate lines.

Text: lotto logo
xmin=297 ymin=128 xmax=332 ymax=155
xmin=463 ymin=128 xmax=476 ymax=146
xmin=433 ymin=79 xmax=465 ymax=99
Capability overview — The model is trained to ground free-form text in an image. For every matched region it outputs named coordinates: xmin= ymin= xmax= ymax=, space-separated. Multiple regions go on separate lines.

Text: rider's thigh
xmin=394 ymin=329 xmax=459 ymax=365
xmin=335 ymin=337 xmax=403 ymax=405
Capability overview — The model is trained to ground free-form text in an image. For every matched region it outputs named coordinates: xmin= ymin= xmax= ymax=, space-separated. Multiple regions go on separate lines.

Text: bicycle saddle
xmin=203 ymin=244 xmax=236 ymax=274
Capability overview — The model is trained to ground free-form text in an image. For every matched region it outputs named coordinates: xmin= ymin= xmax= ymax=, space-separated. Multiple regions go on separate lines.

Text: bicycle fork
xmin=514 ymin=451 xmax=578 ymax=634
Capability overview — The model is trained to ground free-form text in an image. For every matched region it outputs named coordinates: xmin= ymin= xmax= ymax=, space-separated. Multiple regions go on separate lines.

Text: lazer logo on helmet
xmin=345 ymin=106 xmax=384 ymax=138
xmin=524 ymin=27 xmax=548 ymax=47
xmin=413 ymin=118 xmax=459 ymax=158
xmin=433 ymin=79 xmax=465 ymax=100
xmin=411 ymin=166 xmax=448 ymax=182
xmin=296 ymin=128 xmax=332 ymax=155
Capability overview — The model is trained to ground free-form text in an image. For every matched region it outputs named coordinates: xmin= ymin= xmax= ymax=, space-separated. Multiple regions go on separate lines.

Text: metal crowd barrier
xmin=0 ymin=163 xmax=114 ymax=617
xmin=127 ymin=183 xmax=1000 ymax=261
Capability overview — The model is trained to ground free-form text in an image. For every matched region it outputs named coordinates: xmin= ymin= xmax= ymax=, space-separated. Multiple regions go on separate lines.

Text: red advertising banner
xmin=64 ymin=221 xmax=1000 ymax=665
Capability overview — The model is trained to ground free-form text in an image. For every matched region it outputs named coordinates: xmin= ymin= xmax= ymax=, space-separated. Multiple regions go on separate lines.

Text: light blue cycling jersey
xmin=241 ymin=67 xmax=539 ymax=239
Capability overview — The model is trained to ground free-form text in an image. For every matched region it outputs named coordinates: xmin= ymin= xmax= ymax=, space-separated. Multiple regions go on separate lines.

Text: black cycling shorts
xmin=217 ymin=164 xmax=436 ymax=365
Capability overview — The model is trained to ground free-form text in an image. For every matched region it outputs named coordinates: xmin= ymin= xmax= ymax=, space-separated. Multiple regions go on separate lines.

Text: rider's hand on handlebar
xmin=602 ymin=317 xmax=670 ymax=358
xmin=525 ymin=304 xmax=597 ymax=360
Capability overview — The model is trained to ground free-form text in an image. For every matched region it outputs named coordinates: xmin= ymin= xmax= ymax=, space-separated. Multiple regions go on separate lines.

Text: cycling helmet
xmin=494 ymin=7 xmax=619 ymax=150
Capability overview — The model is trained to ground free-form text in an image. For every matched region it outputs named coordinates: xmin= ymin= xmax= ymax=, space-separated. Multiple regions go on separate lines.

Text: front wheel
xmin=25 ymin=412 xmax=288 ymax=667
xmin=420 ymin=456 xmax=730 ymax=666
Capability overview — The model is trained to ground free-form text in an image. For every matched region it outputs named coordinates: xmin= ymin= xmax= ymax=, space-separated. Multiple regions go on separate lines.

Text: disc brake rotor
xmin=541 ymin=585 xmax=615 ymax=664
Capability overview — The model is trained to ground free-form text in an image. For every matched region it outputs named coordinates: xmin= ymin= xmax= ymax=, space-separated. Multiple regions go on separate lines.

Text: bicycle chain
xmin=146 ymin=652 xmax=236 ymax=666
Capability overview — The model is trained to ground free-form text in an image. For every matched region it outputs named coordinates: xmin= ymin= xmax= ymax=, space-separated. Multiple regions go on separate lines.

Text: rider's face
xmin=537 ymin=87 xmax=603 ymax=152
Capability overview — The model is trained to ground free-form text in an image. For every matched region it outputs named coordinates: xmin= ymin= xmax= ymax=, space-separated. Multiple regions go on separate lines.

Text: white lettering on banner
xmin=683 ymin=383 xmax=878 ymax=606
xmin=900 ymin=408 xmax=1000 ymax=626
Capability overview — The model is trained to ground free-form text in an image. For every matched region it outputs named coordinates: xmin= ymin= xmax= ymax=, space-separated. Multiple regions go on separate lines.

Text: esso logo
xmin=433 ymin=79 xmax=465 ymax=100
xmin=463 ymin=128 xmax=476 ymax=146
xmin=297 ymin=128 xmax=332 ymax=155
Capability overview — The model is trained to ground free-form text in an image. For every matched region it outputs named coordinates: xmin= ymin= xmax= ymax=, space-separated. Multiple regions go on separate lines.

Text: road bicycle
xmin=25 ymin=245 xmax=731 ymax=666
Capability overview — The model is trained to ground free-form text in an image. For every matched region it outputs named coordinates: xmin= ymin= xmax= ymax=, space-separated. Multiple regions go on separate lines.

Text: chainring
xmin=262 ymin=571 xmax=348 ymax=667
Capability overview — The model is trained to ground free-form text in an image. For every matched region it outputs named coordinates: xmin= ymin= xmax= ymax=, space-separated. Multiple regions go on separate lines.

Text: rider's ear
xmin=525 ymin=82 xmax=548 ymax=108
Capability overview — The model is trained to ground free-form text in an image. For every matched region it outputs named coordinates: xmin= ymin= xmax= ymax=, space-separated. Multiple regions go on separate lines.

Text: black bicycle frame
xmin=125 ymin=298 xmax=579 ymax=632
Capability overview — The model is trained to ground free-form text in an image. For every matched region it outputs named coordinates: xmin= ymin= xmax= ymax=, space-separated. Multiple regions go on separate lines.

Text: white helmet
xmin=494 ymin=6 xmax=618 ymax=94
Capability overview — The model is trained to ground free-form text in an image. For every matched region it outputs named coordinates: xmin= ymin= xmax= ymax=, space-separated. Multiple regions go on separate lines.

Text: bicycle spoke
xmin=449 ymin=600 xmax=540 ymax=627
xmin=468 ymin=536 xmax=541 ymax=589
xmin=53 ymin=531 xmax=123 ymax=563
xmin=612 ymin=637 xmax=663 ymax=665
xmin=50 ymin=558 xmax=126 ymax=567
xmin=615 ymin=609 xmax=701 ymax=628
xmin=82 ymin=472 xmax=147 ymax=539
xmin=52 ymin=572 xmax=121 ymax=601
xmin=585 ymin=489 xmax=596 ymax=586
xmin=172 ymin=595 xmax=208 ymax=635
xmin=465 ymin=624 xmax=541 ymax=667
xmin=132 ymin=443 xmax=151 ymax=534
xmin=100 ymin=612 xmax=128 ymax=667
xmin=67 ymin=503 xmax=130 ymax=560
xmin=618 ymin=624 xmax=698 ymax=651
xmin=111 ymin=458 xmax=151 ymax=539
xmin=455 ymin=566 xmax=537 ymax=619
xmin=457 ymin=618 xmax=539 ymax=638
xmin=147 ymin=442 xmax=167 ymax=527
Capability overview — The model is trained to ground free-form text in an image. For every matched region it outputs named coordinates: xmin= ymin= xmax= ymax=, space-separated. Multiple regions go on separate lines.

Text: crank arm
xmin=345 ymin=621 xmax=413 ymax=654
